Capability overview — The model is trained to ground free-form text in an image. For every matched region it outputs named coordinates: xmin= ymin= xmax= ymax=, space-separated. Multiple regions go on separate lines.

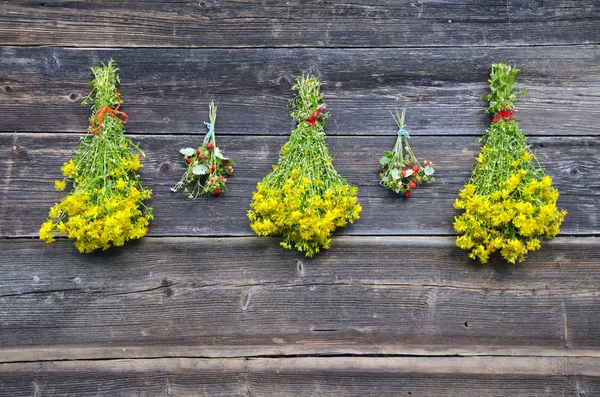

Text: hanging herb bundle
xmin=247 ymin=75 xmax=362 ymax=257
xmin=172 ymin=101 xmax=234 ymax=198
xmin=379 ymin=108 xmax=435 ymax=196
xmin=39 ymin=59 xmax=153 ymax=253
xmin=454 ymin=63 xmax=566 ymax=264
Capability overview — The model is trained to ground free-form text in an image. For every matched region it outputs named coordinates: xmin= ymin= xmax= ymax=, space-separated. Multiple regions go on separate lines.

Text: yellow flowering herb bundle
xmin=39 ymin=59 xmax=153 ymax=253
xmin=454 ymin=63 xmax=566 ymax=264
xmin=380 ymin=108 xmax=435 ymax=197
xmin=248 ymin=75 xmax=362 ymax=257
xmin=172 ymin=101 xmax=235 ymax=198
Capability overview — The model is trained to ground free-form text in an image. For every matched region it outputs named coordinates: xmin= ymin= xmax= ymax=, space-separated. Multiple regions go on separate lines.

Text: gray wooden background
xmin=1 ymin=1 xmax=599 ymax=395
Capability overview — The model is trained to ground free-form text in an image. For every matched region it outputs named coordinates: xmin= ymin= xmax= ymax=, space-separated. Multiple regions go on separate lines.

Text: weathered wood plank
xmin=0 ymin=356 xmax=599 ymax=397
xmin=1 ymin=0 xmax=598 ymax=48
xmin=1 ymin=46 xmax=599 ymax=136
xmin=1 ymin=134 xmax=597 ymax=237
xmin=0 ymin=237 xmax=598 ymax=359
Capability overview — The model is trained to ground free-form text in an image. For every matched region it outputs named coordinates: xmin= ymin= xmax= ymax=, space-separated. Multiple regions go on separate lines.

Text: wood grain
xmin=1 ymin=46 xmax=599 ymax=136
xmin=0 ymin=236 xmax=598 ymax=359
xmin=1 ymin=0 xmax=598 ymax=48
xmin=1 ymin=133 xmax=597 ymax=237
xmin=0 ymin=357 xmax=599 ymax=397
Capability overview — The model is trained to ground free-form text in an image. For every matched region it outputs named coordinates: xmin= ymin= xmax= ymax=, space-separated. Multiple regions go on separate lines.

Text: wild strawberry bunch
xmin=39 ymin=59 xmax=153 ymax=253
xmin=172 ymin=101 xmax=234 ymax=198
xmin=248 ymin=75 xmax=362 ymax=257
xmin=454 ymin=63 xmax=567 ymax=264
xmin=380 ymin=108 xmax=435 ymax=197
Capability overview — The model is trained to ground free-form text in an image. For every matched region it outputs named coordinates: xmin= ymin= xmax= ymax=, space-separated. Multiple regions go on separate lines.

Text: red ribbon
xmin=492 ymin=104 xmax=516 ymax=123
xmin=89 ymin=89 xmax=129 ymax=137
xmin=306 ymin=107 xmax=326 ymax=126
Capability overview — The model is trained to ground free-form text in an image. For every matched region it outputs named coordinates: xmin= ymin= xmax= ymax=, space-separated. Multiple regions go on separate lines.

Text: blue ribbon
xmin=397 ymin=126 xmax=410 ymax=139
xmin=203 ymin=121 xmax=214 ymax=143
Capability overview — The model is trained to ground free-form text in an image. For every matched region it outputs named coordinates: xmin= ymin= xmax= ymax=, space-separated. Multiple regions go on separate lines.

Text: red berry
xmin=209 ymin=177 xmax=216 ymax=183
xmin=221 ymin=159 xmax=229 ymax=164
xmin=401 ymin=169 xmax=407 ymax=177
xmin=206 ymin=142 xmax=215 ymax=150
xmin=227 ymin=166 xmax=233 ymax=173
xmin=405 ymin=191 xmax=411 ymax=197
xmin=196 ymin=148 xmax=201 ymax=155
xmin=211 ymin=164 xmax=217 ymax=172
xmin=213 ymin=189 xmax=221 ymax=195
xmin=409 ymin=181 xmax=417 ymax=190
xmin=198 ymin=154 xmax=203 ymax=161
xmin=412 ymin=165 xmax=420 ymax=172
xmin=186 ymin=157 xmax=192 ymax=164
xmin=407 ymin=162 xmax=411 ymax=167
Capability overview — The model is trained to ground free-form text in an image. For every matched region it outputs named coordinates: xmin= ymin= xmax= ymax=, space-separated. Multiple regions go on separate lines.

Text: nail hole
xmin=538 ymin=143 xmax=544 ymax=148
xmin=69 ymin=93 xmax=78 ymax=101
xmin=464 ymin=321 xmax=469 ymax=328
xmin=162 ymin=278 xmax=171 ymax=287
xmin=569 ymin=167 xmax=580 ymax=178
xmin=164 ymin=288 xmax=174 ymax=297
xmin=528 ymin=2 xmax=537 ymax=9
xmin=297 ymin=260 xmax=304 ymax=275
xmin=199 ymin=1 xmax=207 ymax=8
xmin=4 ymin=85 xmax=13 ymax=93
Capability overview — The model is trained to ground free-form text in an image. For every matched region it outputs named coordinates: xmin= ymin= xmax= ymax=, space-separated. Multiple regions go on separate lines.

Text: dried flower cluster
xmin=39 ymin=60 xmax=153 ymax=253
xmin=248 ymin=75 xmax=361 ymax=257
xmin=172 ymin=101 xmax=234 ymax=198
xmin=454 ymin=63 xmax=566 ymax=264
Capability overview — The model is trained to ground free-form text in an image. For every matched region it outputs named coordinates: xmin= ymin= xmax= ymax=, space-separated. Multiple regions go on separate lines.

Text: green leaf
xmin=381 ymin=176 xmax=390 ymax=182
xmin=380 ymin=156 xmax=391 ymax=166
xmin=424 ymin=165 xmax=435 ymax=176
xmin=180 ymin=148 xmax=195 ymax=157
xmin=390 ymin=168 xmax=400 ymax=180
xmin=192 ymin=164 xmax=208 ymax=175
xmin=384 ymin=151 xmax=394 ymax=158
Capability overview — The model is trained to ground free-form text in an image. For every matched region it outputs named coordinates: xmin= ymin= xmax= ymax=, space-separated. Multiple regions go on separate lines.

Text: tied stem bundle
xmin=247 ymin=75 xmax=361 ymax=257
xmin=379 ymin=108 xmax=436 ymax=196
xmin=172 ymin=101 xmax=235 ymax=198
xmin=454 ymin=63 xmax=566 ymax=264
xmin=39 ymin=59 xmax=153 ymax=253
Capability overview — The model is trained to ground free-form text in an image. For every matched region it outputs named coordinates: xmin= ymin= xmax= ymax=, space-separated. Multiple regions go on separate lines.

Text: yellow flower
xmin=115 ymin=178 xmax=127 ymax=191
xmin=54 ymin=180 xmax=67 ymax=191
xmin=39 ymin=220 xmax=55 ymax=243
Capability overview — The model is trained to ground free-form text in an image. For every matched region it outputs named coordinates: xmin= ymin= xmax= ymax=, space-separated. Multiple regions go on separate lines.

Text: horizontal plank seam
xmin=3 ymin=131 xmax=600 ymax=139
xmin=1 ymin=43 xmax=598 ymax=50
xmin=3 ymin=352 xmax=600 ymax=366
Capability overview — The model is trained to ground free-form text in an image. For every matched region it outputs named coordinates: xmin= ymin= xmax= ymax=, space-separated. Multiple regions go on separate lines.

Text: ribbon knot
xmin=492 ymin=104 xmax=516 ymax=123
xmin=203 ymin=121 xmax=215 ymax=143
xmin=306 ymin=107 xmax=326 ymax=126
xmin=397 ymin=126 xmax=410 ymax=139
xmin=89 ymin=89 xmax=128 ymax=138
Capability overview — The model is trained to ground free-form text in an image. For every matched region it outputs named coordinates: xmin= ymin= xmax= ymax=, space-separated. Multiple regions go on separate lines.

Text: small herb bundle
xmin=379 ymin=108 xmax=435 ymax=196
xmin=172 ymin=101 xmax=234 ymax=198
xmin=454 ymin=63 xmax=567 ymax=264
xmin=39 ymin=59 xmax=153 ymax=253
xmin=247 ymin=75 xmax=362 ymax=257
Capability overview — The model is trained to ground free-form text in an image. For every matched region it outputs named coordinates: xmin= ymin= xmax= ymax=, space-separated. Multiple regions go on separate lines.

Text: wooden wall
xmin=1 ymin=1 xmax=599 ymax=395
